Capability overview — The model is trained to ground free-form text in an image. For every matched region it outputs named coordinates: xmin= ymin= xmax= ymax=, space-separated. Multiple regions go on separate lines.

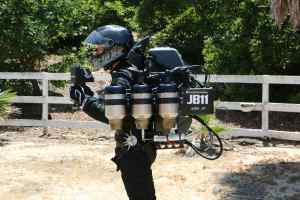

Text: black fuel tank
xmin=148 ymin=47 xmax=184 ymax=72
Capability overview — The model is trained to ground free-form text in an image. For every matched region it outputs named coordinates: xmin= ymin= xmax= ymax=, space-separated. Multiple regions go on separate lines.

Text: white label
xmin=187 ymin=94 xmax=208 ymax=105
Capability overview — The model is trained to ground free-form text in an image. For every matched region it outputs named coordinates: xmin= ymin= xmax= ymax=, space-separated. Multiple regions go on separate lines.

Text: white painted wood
xmin=267 ymin=103 xmax=300 ymax=113
xmin=48 ymin=97 xmax=73 ymax=104
xmin=0 ymin=119 xmax=46 ymax=127
xmin=46 ymin=120 xmax=109 ymax=129
xmin=262 ymin=79 xmax=269 ymax=131
xmin=216 ymin=102 xmax=300 ymax=113
xmin=2 ymin=72 xmax=300 ymax=142
xmin=47 ymin=72 xmax=110 ymax=81
xmin=221 ymin=128 xmax=300 ymax=141
xmin=267 ymin=130 xmax=300 ymax=140
xmin=12 ymin=97 xmax=300 ymax=113
xmin=11 ymin=96 xmax=73 ymax=104
xmin=216 ymin=101 xmax=263 ymax=111
xmin=11 ymin=96 xmax=44 ymax=104
xmin=0 ymin=72 xmax=45 ymax=80
xmin=0 ymin=72 xmax=111 ymax=81
xmin=221 ymin=128 xmax=269 ymax=138
xmin=47 ymin=73 xmax=70 ymax=80
xmin=1 ymin=72 xmax=299 ymax=84
xmin=0 ymin=119 xmax=108 ymax=129
xmin=267 ymin=75 xmax=300 ymax=84
xmin=42 ymin=78 xmax=49 ymax=121
xmin=197 ymin=74 xmax=300 ymax=84
xmin=202 ymin=75 xmax=264 ymax=84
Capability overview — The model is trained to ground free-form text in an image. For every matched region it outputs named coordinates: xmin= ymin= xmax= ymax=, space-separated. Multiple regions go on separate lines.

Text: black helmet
xmin=84 ymin=25 xmax=134 ymax=70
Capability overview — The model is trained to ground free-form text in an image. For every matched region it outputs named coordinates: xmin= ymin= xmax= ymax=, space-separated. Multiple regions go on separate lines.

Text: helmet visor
xmin=84 ymin=31 xmax=114 ymax=48
xmin=88 ymin=46 xmax=124 ymax=70
xmin=83 ymin=30 xmax=126 ymax=70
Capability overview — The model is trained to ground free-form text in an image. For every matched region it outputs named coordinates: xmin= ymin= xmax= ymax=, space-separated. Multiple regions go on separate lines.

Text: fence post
xmin=262 ymin=75 xmax=269 ymax=132
xmin=42 ymin=73 xmax=49 ymax=136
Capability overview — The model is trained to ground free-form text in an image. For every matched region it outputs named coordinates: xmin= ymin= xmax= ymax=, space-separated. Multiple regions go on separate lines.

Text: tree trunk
xmin=271 ymin=0 xmax=300 ymax=30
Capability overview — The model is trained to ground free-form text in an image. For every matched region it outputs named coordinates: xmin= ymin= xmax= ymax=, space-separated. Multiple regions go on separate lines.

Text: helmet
xmin=84 ymin=25 xmax=134 ymax=70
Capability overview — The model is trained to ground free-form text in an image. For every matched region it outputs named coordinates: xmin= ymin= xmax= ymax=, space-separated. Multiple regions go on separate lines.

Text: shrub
xmin=0 ymin=0 xmax=134 ymax=93
xmin=0 ymin=90 xmax=16 ymax=119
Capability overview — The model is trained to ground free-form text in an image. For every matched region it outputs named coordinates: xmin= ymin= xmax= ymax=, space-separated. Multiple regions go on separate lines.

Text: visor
xmin=83 ymin=28 xmax=127 ymax=71
xmin=89 ymin=46 xmax=125 ymax=71
xmin=84 ymin=31 xmax=114 ymax=49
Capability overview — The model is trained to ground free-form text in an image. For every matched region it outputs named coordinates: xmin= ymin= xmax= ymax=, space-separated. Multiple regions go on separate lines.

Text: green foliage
xmin=211 ymin=125 xmax=226 ymax=134
xmin=0 ymin=90 xmax=16 ymax=119
xmin=198 ymin=114 xmax=212 ymax=124
xmin=0 ymin=0 xmax=135 ymax=93
xmin=1 ymin=0 xmax=135 ymax=69
xmin=136 ymin=0 xmax=190 ymax=33
xmin=2 ymin=0 xmax=300 ymax=103
xmin=287 ymin=92 xmax=300 ymax=104
xmin=200 ymin=0 xmax=300 ymax=101
xmin=153 ymin=8 xmax=204 ymax=65
xmin=201 ymin=0 xmax=300 ymax=76
xmin=192 ymin=114 xmax=227 ymax=134
xmin=135 ymin=0 xmax=300 ymax=102
xmin=48 ymin=47 xmax=92 ymax=88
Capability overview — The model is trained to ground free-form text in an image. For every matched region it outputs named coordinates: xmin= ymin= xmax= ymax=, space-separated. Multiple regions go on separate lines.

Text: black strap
xmin=133 ymin=98 xmax=152 ymax=104
xmin=158 ymin=98 xmax=178 ymax=104
xmin=105 ymin=99 xmax=126 ymax=105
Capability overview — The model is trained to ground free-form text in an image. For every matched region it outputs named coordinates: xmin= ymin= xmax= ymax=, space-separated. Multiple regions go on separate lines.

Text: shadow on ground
xmin=0 ymin=138 xmax=10 ymax=147
xmin=220 ymin=162 xmax=300 ymax=200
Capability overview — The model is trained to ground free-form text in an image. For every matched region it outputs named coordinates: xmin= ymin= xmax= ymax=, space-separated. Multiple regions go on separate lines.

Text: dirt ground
xmin=1 ymin=127 xmax=300 ymax=200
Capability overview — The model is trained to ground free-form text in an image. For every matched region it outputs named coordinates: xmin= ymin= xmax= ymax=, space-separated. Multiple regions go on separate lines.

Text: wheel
xmin=184 ymin=115 xmax=223 ymax=160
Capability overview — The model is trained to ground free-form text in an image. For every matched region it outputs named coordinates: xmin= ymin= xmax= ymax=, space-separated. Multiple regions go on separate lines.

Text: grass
xmin=0 ymin=89 xmax=16 ymax=119
xmin=191 ymin=114 xmax=229 ymax=135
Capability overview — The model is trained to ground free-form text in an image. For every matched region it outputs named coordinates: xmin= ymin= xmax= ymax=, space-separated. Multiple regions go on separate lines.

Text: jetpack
xmin=71 ymin=36 xmax=223 ymax=160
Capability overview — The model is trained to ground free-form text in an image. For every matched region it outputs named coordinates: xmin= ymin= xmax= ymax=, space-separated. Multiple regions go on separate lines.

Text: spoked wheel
xmin=184 ymin=115 xmax=223 ymax=160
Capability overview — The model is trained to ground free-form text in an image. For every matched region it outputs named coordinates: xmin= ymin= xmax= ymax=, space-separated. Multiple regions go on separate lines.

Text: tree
xmin=135 ymin=0 xmax=189 ymax=33
xmin=0 ymin=0 xmax=134 ymax=95
xmin=153 ymin=8 xmax=205 ymax=65
xmin=201 ymin=0 xmax=300 ymax=76
xmin=134 ymin=0 xmax=300 ymax=101
xmin=201 ymin=0 xmax=300 ymax=102
xmin=271 ymin=0 xmax=300 ymax=30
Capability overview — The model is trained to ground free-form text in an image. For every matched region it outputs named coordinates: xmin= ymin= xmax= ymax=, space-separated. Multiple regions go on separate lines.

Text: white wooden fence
xmin=1 ymin=72 xmax=300 ymax=141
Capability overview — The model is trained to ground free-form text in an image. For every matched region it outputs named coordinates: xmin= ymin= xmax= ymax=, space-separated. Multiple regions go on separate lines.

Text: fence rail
xmin=1 ymin=72 xmax=300 ymax=141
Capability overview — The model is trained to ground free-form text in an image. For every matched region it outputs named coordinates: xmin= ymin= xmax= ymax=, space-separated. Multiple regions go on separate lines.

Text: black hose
xmin=183 ymin=115 xmax=223 ymax=160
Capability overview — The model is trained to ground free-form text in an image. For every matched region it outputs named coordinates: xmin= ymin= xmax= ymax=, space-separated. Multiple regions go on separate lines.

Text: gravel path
xmin=1 ymin=128 xmax=300 ymax=200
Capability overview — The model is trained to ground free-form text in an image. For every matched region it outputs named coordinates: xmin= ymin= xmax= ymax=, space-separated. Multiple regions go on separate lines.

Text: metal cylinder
xmin=158 ymin=83 xmax=179 ymax=130
xmin=104 ymin=85 xmax=126 ymax=130
xmin=132 ymin=84 xmax=152 ymax=129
